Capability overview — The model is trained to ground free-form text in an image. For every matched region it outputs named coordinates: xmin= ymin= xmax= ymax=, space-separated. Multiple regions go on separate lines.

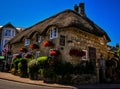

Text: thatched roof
xmin=10 ymin=9 xmax=111 ymax=44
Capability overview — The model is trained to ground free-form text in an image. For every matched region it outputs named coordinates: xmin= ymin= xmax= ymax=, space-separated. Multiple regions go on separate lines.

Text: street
xmin=0 ymin=79 xmax=72 ymax=89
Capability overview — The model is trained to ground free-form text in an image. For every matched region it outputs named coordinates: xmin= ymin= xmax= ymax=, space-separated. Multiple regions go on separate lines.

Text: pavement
xmin=1 ymin=72 xmax=120 ymax=89
xmin=0 ymin=72 xmax=76 ymax=89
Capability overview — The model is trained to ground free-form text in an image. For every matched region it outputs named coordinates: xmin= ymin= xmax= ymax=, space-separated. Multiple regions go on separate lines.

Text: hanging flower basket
xmin=50 ymin=50 xmax=57 ymax=56
xmin=69 ymin=49 xmax=78 ymax=56
xmin=43 ymin=41 xmax=53 ymax=47
xmin=81 ymin=50 xmax=86 ymax=57
xmin=69 ymin=48 xmax=86 ymax=57
xmin=49 ymin=50 xmax=60 ymax=56
xmin=20 ymin=48 xmax=27 ymax=53
xmin=30 ymin=44 xmax=39 ymax=49
xmin=24 ymin=54 xmax=32 ymax=58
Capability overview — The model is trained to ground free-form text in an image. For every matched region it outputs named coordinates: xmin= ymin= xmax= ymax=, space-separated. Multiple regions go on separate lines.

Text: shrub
xmin=73 ymin=60 xmax=96 ymax=75
xmin=54 ymin=60 xmax=73 ymax=78
xmin=10 ymin=68 xmax=16 ymax=75
xmin=12 ymin=58 xmax=21 ymax=75
xmin=18 ymin=58 xmax=28 ymax=77
xmin=43 ymin=68 xmax=55 ymax=78
xmin=28 ymin=59 xmax=39 ymax=80
xmin=37 ymin=56 xmax=48 ymax=62
xmin=74 ymin=63 xmax=83 ymax=75
xmin=37 ymin=56 xmax=49 ymax=69
xmin=86 ymin=60 xmax=96 ymax=75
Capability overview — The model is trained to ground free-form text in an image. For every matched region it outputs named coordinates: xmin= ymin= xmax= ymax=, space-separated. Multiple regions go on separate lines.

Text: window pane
xmin=50 ymin=27 xmax=58 ymax=39
xmin=4 ymin=30 xmax=12 ymax=36
xmin=25 ymin=39 xmax=30 ymax=46
xmin=54 ymin=28 xmax=56 ymax=37
xmin=12 ymin=30 xmax=14 ymax=36
xmin=36 ymin=34 xmax=41 ymax=42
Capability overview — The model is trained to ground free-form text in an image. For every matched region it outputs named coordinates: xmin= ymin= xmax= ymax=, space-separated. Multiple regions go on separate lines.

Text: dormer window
xmin=25 ymin=39 xmax=30 ymax=46
xmin=50 ymin=27 xmax=58 ymax=39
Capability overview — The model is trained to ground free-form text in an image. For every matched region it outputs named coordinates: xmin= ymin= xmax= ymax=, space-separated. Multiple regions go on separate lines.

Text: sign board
xmin=0 ymin=56 xmax=5 ymax=59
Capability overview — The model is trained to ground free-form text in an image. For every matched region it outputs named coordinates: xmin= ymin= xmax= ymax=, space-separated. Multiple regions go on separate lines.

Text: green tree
xmin=117 ymin=48 xmax=120 ymax=59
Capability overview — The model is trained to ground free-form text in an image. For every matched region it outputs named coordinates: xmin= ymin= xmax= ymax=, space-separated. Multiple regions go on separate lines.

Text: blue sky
xmin=0 ymin=0 xmax=120 ymax=46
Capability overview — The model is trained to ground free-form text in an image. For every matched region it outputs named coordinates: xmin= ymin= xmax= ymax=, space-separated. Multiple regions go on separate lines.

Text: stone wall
xmin=11 ymin=26 xmax=108 ymax=64
xmin=10 ymin=26 xmax=109 ymax=83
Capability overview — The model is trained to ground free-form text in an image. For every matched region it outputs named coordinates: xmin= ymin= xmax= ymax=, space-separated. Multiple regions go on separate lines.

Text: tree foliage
xmin=117 ymin=48 xmax=120 ymax=59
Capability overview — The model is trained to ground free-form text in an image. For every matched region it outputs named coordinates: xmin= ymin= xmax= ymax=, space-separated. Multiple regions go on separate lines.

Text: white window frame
xmin=50 ymin=27 xmax=58 ymax=39
xmin=12 ymin=30 xmax=15 ymax=36
xmin=4 ymin=29 xmax=15 ymax=37
xmin=37 ymin=35 xmax=41 ymax=43
xmin=82 ymin=50 xmax=88 ymax=60
xmin=25 ymin=39 xmax=30 ymax=46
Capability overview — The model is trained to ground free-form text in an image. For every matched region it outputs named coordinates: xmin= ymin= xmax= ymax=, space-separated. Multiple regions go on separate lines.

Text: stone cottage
xmin=8 ymin=3 xmax=111 ymax=82
xmin=9 ymin=3 xmax=110 ymax=64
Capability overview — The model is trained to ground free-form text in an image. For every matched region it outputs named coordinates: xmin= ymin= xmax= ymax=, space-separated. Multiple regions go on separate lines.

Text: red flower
xmin=81 ymin=51 xmax=86 ymax=57
xmin=43 ymin=41 xmax=53 ymax=47
xmin=69 ymin=49 xmax=86 ymax=57
xmin=69 ymin=49 xmax=78 ymax=56
xmin=30 ymin=44 xmax=39 ymax=49
xmin=50 ymin=50 xmax=57 ymax=56
xmin=20 ymin=48 xmax=27 ymax=53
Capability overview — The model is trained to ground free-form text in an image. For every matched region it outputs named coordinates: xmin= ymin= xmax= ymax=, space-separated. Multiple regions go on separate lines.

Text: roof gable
xmin=2 ymin=22 xmax=16 ymax=29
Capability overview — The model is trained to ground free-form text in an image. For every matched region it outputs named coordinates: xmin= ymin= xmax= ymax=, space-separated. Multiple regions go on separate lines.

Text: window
xmin=25 ymin=39 xmax=30 ymax=46
xmin=36 ymin=34 xmax=41 ymax=43
xmin=4 ymin=29 xmax=15 ymax=37
xmin=50 ymin=27 xmax=58 ymax=39
xmin=82 ymin=50 xmax=88 ymax=60
xmin=12 ymin=30 xmax=15 ymax=36
xmin=60 ymin=35 xmax=65 ymax=46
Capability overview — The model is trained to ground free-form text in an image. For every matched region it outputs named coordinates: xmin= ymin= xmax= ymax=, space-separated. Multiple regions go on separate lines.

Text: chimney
xmin=79 ymin=3 xmax=86 ymax=16
xmin=74 ymin=4 xmax=79 ymax=13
